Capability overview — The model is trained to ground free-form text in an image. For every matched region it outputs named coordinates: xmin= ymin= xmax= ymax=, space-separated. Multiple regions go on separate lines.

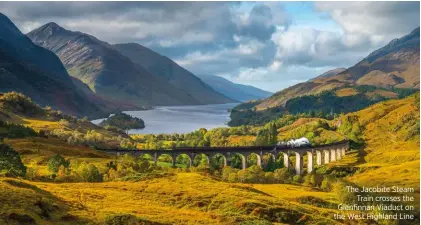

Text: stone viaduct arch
xmin=106 ymin=140 xmax=350 ymax=175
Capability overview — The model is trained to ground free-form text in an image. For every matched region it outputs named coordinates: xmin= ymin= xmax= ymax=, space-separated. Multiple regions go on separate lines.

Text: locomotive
xmin=276 ymin=137 xmax=311 ymax=148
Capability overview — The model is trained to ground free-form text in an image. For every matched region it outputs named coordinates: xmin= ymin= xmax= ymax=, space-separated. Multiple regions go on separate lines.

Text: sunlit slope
xmin=346 ymin=94 xmax=420 ymax=188
xmin=276 ymin=93 xmax=420 ymax=188
xmin=0 ymin=178 xmax=86 ymax=225
xmin=1 ymin=173 xmax=344 ymax=225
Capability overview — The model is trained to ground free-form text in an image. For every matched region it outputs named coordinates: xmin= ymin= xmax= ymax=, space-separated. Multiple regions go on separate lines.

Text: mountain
xmin=317 ymin=27 xmax=420 ymax=88
xmin=309 ymin=68 xmax=346 ymax=81
xmin=113 ymin=43 xmax=234 ymax=104
xmin=196 ymin=75 xmax=272 ymax=102
xmin=27 ymin=24 xmax=233 ymax=108
xmin=0 ymin=13 xmax=104 ymax=118
xmin=254 ymin=27 xmax=420 ymax=110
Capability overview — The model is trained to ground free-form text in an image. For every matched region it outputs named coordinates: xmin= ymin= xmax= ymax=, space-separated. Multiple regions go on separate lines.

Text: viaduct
xmin=99 ymin=140 xmax=350 ymax=175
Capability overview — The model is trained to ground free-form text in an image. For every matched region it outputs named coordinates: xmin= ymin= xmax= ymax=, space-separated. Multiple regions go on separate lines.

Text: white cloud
xmin=315 ymin=2 xmax=420 ymax=39
xmin=235 ymin=67 xmax=269 ymax=82
xmin=0 ymin=1 xmax=418 ymax=92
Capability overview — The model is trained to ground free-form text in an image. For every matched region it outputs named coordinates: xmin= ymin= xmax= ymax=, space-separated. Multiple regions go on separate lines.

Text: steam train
xmin=276 ymin=137 xmax=311 ymax=148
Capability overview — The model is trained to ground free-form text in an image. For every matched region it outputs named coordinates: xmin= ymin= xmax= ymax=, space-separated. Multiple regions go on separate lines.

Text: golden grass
xmin=5 ymin=138 xmax=111 ymax=165
xmin=1 ymin=173 xmax=343 ymax=225
xmin=0 ymin=178 xmax=81 ymax=225
xmin=365 ymin=89 xmax=398 ymax=99
xmin=1 ymin=94 xmax=419 ymax=224
xmin=21 ymin=118 xmax=62 ymax=131
xmin=335 ymin=88 xmax=359 ymax=97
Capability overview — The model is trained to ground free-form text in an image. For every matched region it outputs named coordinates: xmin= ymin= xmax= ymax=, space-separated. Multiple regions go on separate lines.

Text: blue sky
xmin=1 ymin=1 xmax=419 ymax=92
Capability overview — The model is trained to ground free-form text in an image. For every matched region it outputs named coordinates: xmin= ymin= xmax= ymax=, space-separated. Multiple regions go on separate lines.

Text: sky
xmin=0 ymin=1 xmax=419 ymax=92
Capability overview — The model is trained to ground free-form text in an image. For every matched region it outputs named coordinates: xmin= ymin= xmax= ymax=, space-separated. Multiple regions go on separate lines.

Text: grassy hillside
xmin=0 ymin=92 xmax=133 ymax=149
xmin=1 ymin=172 xmax=344 ymax=225
xmin=0 ymin=93 xmax=419 ymax=225
xmin=275 ymin=93 xmax=420 ymax=190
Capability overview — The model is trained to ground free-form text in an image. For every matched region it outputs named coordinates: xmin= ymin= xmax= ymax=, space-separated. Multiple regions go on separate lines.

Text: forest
xmin=228 ymin=86 xmax=418 ymax=126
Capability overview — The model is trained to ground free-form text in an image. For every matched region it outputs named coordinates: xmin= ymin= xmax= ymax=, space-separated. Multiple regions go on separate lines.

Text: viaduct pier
xmin=98 ymin=140 xmax=350 ymax=175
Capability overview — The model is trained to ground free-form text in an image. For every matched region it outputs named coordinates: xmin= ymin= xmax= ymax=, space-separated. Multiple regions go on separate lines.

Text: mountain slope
xmin=113 ymin=43 xmax=234 ymax=104
xmin=27 ymin=24 xmax=233 ymax=107
xmin=276 ymin=93 xmax=420 ymax=188
xmin=197 ymin=75 xmax=272 ymax=102
xmin=0 ymin=13 xmax=104 ymax=118
xmin=254 ymin=27 xmax=420 ymax=110
xmin=309 ymin=68 xmax=346 ymax=81
xmin=319 ymin=27 xmax=420 ymax=88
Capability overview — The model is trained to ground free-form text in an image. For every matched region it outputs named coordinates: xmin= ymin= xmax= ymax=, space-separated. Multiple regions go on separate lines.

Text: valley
xmin=0 ymin=5 xmax=419 ymax=225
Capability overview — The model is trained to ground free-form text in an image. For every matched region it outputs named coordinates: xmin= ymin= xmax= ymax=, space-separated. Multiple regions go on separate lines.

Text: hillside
xmin=0 ymin=92 xmax=419 ymax=224
xmin=113 ymin=43 xmax=234 ymax=104
xmin=228 ymin=84 xmax=417 ymax=126
xmin=197 ymin=75 xmax=272 ymax=102
xmin=0 ymin=172 xmax=342 ymax=225
xmin=308 ymin=68 xmax=346 ymax=81
xmin=0 ymin=92 xmax=131 ymax=149
xmin=0 ymin=13 xmax=104 ymax=118
xmin=27 ymin=24 xmax=233 ymax=107
xmin=275 ymin=93 xmax=420 ymax=189
xmin=254 ymin=27 xmax=420 ymax=111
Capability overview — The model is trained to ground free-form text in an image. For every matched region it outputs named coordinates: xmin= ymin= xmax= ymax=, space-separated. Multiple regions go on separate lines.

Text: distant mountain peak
xmin=0 ymin=13 xmax=13 ymax=24
xmin=0 ymin=13 xmax=23 ymax=36
xmin=28 ymin=22 xmax=112 ymax=49
xmin=196 ymin=74 xmax=272 ymax=102
xmin=410 ymin=27 xmax=420 ymax=36
xmin=28 ymin=22 xmax=72 ymax=39
xmin=365 ymin=26 xmax=420 ymax=63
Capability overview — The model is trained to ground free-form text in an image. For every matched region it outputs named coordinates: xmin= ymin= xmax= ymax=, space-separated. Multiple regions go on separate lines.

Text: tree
xmin=268 ymin=122 xmax=278 ymax=144
xmin=0 ymin=144 xmax=26 ymax=177
xmin=255 ymin=129 xmax=269 ymax=146
xmin=48 ymin=154 xmax=69 ymax=174
xmin=76 ymin=162 xmax=103 ymax=182
xmin=263 ymin=155 xmax=278 ymax=172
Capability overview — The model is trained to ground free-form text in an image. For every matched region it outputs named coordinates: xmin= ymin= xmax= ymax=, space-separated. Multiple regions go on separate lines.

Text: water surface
xmin=92 ymin=103 xmax=238 ymax=134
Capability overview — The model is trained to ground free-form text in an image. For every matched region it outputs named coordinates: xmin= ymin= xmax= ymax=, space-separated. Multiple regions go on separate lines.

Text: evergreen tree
xmin=0 ymin=144 xmax=26 ymax=177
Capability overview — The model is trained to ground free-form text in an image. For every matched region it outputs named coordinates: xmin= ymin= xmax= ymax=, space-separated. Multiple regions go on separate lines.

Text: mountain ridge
xmin=27 ymin=24 xmax=234 ymax=107
xmin=197 ymin=74 xmax=272 ymax=102
xmin=113 ymin=43 xmax=235 ymax=104
xmin=0 ymin=13 xmax=105 ymax=118
xmin=254 ymin=27 xmax=420 ymax=110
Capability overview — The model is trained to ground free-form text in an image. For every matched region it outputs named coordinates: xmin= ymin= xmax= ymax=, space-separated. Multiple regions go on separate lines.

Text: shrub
xmin=0 ymin=144 xmax=26 ymax=177
xmin=273 ymin=168 xmax=293 ymax=184
xmin=104 ymin=214 xmax=139 ymax=225
xmin=73 ymin=162 xmax=103 ymax=182
xmin=47 ymin=154 xmax=69 ymax=174
xmin=320 ymin=176 xmax=335 ymax=191
xmin=333 ymin=181 xmax=357 ymax=204
xmin=292 ymin=175 xmax=303 ymax=184
xmin=303 ymin=173 xmax=323 ymax=187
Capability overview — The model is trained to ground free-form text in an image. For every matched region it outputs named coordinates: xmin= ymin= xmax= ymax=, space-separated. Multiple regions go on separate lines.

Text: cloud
xmin=0 ymin=1 xmax=418 ymax=92
xmin=271 ymin=27 xmax=375 ymax=68
xmin=314 ymin=2 xmax=420 ymax=40
xmin=236 ymin=4 xmax=277 ymax=41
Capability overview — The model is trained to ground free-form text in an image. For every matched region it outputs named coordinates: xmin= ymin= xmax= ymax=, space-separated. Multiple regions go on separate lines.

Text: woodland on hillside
xmin=0 ymin=91 xmax=419 ymax=224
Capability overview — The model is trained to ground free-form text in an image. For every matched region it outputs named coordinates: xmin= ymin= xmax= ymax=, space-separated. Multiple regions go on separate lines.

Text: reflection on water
xmin=91 ymin=103 xmax=238 ymax=134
